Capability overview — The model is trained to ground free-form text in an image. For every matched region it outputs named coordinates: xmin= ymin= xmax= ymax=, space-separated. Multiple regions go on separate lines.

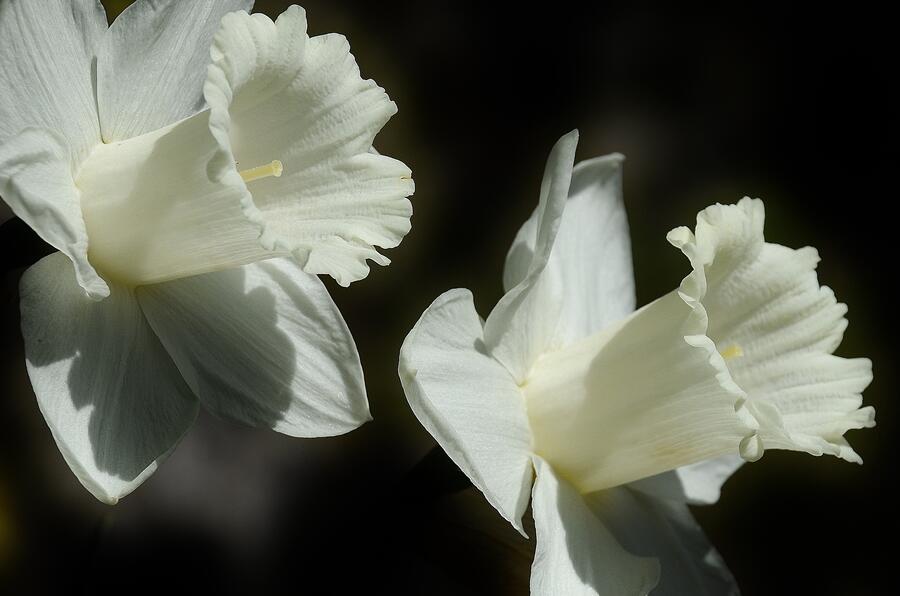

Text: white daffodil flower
xmin=399 ymin=130 xmax=873 ymax=594
xmin=0 ymin=1 xmax=413 ymax=504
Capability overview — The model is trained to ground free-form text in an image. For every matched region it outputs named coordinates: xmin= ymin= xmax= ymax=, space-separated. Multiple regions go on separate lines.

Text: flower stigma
xmin=719 ymin=344 xmax=744 ymax=360
xmin=239 ymin=160 xmax=284 ymax=183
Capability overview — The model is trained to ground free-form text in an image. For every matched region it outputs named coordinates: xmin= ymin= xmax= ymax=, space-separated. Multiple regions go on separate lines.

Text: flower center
xmin=76 ymin=111 xmax=286 ymax=288
xmin=521 ymin=291 xmax=758 ymax=493
xmin=720 ymin=343 xmax=744 ymax=360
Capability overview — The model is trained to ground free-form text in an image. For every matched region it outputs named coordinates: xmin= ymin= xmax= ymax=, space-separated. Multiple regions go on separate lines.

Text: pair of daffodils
xmin=1 ymin=1 xmax=412 ymax=503
xmin=0 ymin=1 xmax=874 ymax=593
xmin=400 ymin=132 xmax=874 ymax=594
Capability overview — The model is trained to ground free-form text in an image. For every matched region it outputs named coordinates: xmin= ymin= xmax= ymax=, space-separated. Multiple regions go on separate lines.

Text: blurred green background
xmin=1 ymin=0 xmax=893 ymax=593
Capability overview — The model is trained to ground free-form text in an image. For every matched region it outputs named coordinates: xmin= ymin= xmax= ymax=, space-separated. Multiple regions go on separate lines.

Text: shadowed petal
xmin=589 ymin=487 xmax=738 ymax=595
xmin=19 ymin=253 xmax=198 ymax=504
xmin=530 ymin=458 xmax=659 ymax=596
xmin=138 ymin=258 xmax=370 ymax=437
xmin=629 ymin=456 xmax=745 ymax=505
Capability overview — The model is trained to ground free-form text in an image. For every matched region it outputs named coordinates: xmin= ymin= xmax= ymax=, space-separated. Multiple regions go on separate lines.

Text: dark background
xmin=1 ymin=1 xmax=894 ymax=594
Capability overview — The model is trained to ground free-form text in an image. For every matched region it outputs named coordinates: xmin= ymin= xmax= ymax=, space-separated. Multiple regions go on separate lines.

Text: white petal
xmin=97 ymin=0 xmax=252 ymax=142
xmin=137 ymin=258 xmax=370 ymax=437
xmin=530 ymin=458 xmax=660 ymax=596
xmin=523 ymin=288 xmax=760 ymax=493
xmin=503 ymin=153 xmax=635 ymax=345
xmin=0 ymin=0 xmax=105 ymax=161
xmin=19 ymin=253 xmax=199 ymax=504
xmin=589 ymin=487 xmax=738 ymax=595
xmin=204 ymin=7 xmax=414 ymax=286
xmin=629 ymin=456 xmax=745 ymax=505
xmin=399 ymin=289 xmax=534 ymax=533
xmin=669 ymin=198 xmax=875 ymax=462
xmin=0 ymin=129 xmax=108 ymax=299
xmin=483 ymin=131 xmax=579 ymax=382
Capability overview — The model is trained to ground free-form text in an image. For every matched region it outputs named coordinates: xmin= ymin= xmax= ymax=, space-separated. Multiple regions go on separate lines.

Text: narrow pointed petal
xmin=400 ymin=289 xmax=534 ymax=533
xmin=0 ymin=0 xmax=106 ymax=161
xmin=19 ymin=253 xmax=198 ymax=504
xmin=668 ymin=198 xmax=875 ymax=462
xmin=0 ymin=129 xmax=108 ymax=299
xmin=137 ymin=258 xmax=369 ymax=438
xmin=531 ymin=458 xmax=660 ymax=596
xmin=97 ymin=0 xmax=252 ymax=141
xmin=483 ymin=131 xmax=579 ymax=382
xmin=629 ymin=456 xmax=745 ymax=505
xmin=204 ymin=7 xmax=414 ymax=286
xmin=589 ymin=487 xmax=738 ymax=595
xmin=503 ymin=153 xmax=635 ymax=345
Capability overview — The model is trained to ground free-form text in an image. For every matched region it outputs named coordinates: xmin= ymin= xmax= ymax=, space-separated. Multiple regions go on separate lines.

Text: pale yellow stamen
xmin=239 ymin=160 xmax=283 ymax=183
xmin=720 ymin=344 xmax=744 ymax=360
